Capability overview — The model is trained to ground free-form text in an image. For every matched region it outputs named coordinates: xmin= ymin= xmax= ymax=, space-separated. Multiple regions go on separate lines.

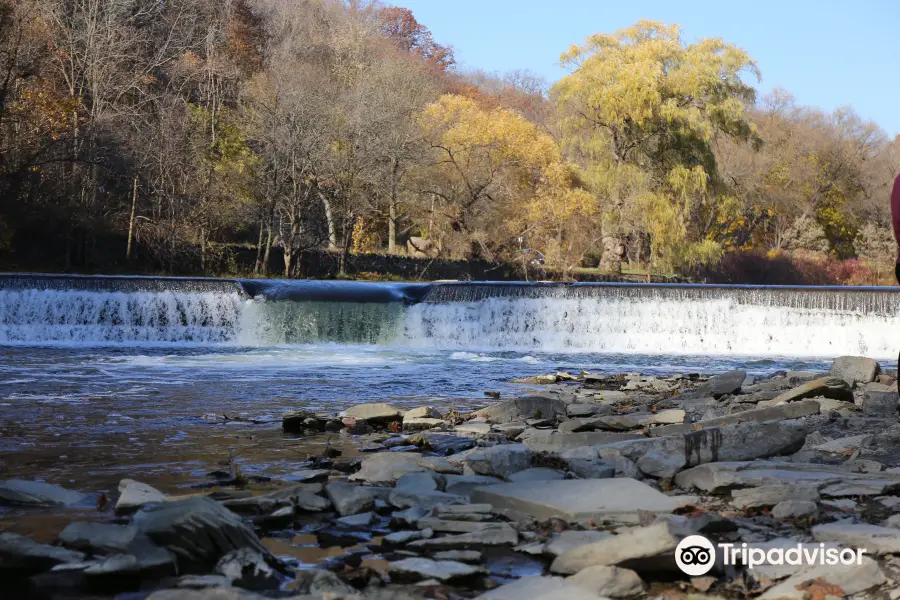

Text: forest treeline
xmin=1 ymin=0 xmax=897 ymax=283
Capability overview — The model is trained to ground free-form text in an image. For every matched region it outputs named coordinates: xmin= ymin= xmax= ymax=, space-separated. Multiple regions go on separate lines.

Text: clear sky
xmin=391 ymin=0 xmax=900 ymax=136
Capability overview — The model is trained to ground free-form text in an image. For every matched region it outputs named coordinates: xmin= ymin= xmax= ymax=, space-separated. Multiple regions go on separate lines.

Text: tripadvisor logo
xmin=675 ymin=535 xmax=868 ymax=576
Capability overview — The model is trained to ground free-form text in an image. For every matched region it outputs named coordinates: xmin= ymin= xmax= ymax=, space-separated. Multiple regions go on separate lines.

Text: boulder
xmin=812 ymin=521 xmax=900 ymax=555
xmin=831 ymin=356 xmax=880 ymax=387
xmin=569 ymin=565 xmax=644 ymax=598
xmin=771 ymin=499 xmax=818 ymax=520
xmin=470 ymin=478 xmax=685 ymax=525
xmin=768 ymin=376 xmax=853 ymax=405
xmin=635 ymin=451 xmax=685 ymax=480
xmin=340 ymin=403 xmax=401 ymax=423
xmin=465 ymin=444 xmax=532 ymax=479
xmin=0 ymin=532 xmax=84 ymax=571
xmin=474 ymin=395 xmax=568 ymax=424
xmin=759 ymin=556 xmax=884 ymax=600
xmin=708 ymin=370 xmax=746 ymax=398
xmin=388 ymin=557 xmax=486 ymax=583
xmin=395 ymin=471 xmax=440 ymax=493
xmin=0 ymin=479 xmax=86 ymax=508
xmin=404 ymin=406 xmax=442 ymax=421
xmin=325 ymin=482 xmax=383 ymax=516
xmin=551 ymin=522 xmax=683 ymax=574
xmin=349 ymin=452 xmax=458 ymax=484
xmin=477 ymin=575 xmax=603 ymax=600
xmin=862 ymin=390 xmax=898 ymax=417
xmin=132 ymin=497 xmax=274 ymax=567
xmin=116 ymin=479 xmax=166 ymax=514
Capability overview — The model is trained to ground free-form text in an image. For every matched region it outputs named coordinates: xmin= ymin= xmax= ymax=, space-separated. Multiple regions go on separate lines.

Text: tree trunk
xmin=339 ymin=214 xmax=358 ymax=276
xmin=320 ymin=192 xmax=337 ymax=250
xmin=283 ymin=245 xmax=292 ymax=278
xmin=262 ymin=223 xmax=273 ymax=275
xmin=254 ymin=217 xmax=265 ymax=274
xmin=126 ymin=175 xmax=138 ymax=261
xmin=388 ymin=157 xmax=399 ymax=253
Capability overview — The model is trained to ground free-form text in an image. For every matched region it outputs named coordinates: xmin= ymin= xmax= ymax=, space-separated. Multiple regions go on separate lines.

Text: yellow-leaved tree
xmin=552 ymin=20 xmax=761 ymax=273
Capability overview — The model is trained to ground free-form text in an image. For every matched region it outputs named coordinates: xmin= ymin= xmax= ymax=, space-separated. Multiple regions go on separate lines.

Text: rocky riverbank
xmin=3 ymin=356 xmax=900 ymax=599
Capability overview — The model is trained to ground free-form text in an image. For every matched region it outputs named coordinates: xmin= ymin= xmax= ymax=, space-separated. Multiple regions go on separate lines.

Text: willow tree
xmin=553 ymin=20 xmax=760 ymax=273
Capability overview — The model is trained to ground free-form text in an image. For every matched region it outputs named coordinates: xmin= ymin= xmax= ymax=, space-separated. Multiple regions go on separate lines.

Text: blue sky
xmin=391 ymin=0 xmax=900 ymax=136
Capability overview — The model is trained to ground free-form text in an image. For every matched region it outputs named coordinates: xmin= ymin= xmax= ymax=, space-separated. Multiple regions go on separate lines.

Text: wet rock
xmin=812 ymin=433 xmax=873 ymax=453
xmin=730 ymin=484 xmax=820 ymax=509
xmin=649 ymin=399 xmax=820 ymax=437
xmin=465 ymin=444 xmax=532 ymax=479
xmin=523 ymin=432 xmax=644 ymax=453
xmin=635 ymin=451 xmax=685 ymax=479
xmin=471 ymin=478 xmax=685 ymax=525
xmin=508 ymin=468 xmax=565 ymax=483
xmin=477 ymin=575 xmax=603 ymax=600
xmin=388 ymin=557 xmax=486 ymax=583
xmin=396 ymin=471 xmax=440 ymax=492
xmin=708 ymin=370 xmax=746 ymax=398
xmin=290 ymin=568 xmax=358 ymax=597
xmin=433 ymin=550 xmax=482 ymax=563
xmin=0 ymin=479 xmax=87 ymax=508
xmin=59 ymin=522 xmax=138 ymax=555
xmin=389 ymin=489 xmax=463 ymax=511
xmin=759 ymin=555 xmax=885 ymax=600
xmin=474 ymin=396 xmax=568 ymax=424
xmin=326 ymin=482 xmax=384 ymax=516
xmin=444 ymin=474 xmax=504 ymax=497
xmin=569 ymin=565 xmax=644 ymax=597
xmin=213 ymin=548 xmax=278 ymax=590
xmin=116 ymin=479 xmax=166 ymax=514
xmin=812 ymin=521 xmax=900 ymax=554
xmin=132 ymin=497 xmax=273 ymax=568
xmin=408 ymin=523 xmax=518 ymax=549
xmin=407 ymin=432 xmax=475 ymax=455
xmin=544 ymin=531 xmax=614 ymax=557
xmin=349 ymin=452 xmax=458 ymax=484
xmin=0 ymin=532 xmax=85 ymax=571
xmin=341 ymin=403 xmax=401 ymax=423
xmin=771 ymin=499 xmax=818 ymax=520
xmin=551 ymin=521 xmax=682 ymax=575
xmin=768 ymin=376 xmax=853 ymax=405
xmin=862 ymin=390 xmax=899 ymax=417
xmin=831 ymin=356 xmax=880 ymax=387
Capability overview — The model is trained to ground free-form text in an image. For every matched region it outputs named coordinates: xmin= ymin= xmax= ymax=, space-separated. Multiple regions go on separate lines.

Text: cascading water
xmin=2 ymin=276 xmax=900 ymax=358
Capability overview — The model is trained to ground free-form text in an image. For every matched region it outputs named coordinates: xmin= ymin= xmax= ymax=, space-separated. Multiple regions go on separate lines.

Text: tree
xmin=553 ymin=20 xmax=760 ymax=272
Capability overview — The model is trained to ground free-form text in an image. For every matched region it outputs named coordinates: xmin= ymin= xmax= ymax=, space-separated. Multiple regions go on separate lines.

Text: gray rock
xmin=708 ymin=370 xmax=746 ymax=398
xmin=523 ymin=432 xmax=644 ymax=453
xmin=0 ymin=532 xmax=85 ymax=571
xmin=281 ymin=469 xmax=329 ymax=484
xmin=492 ymin=423 xmax=527 ymax=439
xmin=291 ymin=568 xmax=358 ymax=597
xmin=214 ymin=548 xmax=278 ymax=589
xmin=388 ymin=489 xmax=463 ymax=510
xmin=544 ymin=531 xmax=614 ymax=557
xmin=349 ymin=452 xmax=458 ymax=485
xmin=569 ymin=565 xmax=645 ymax=598
xmin=146 ymin=589 xmax=266 ymax=600
xmin=455 ymin=422 xmax=493 ymax=436
xmin=831 ymin=356 xmax=880 ymax=387
xmin=408 ymin=523 xmax=518 ymax=549
xmin=771 ymin=500 xmax=818 ymax=520
xmin=812 ymin=433 xmax=873 ymax=453
xmin=476 ymin=575 xmax=603 ymax=600
xmin=594 ymin=413 xmax=652 ymax=431
xmin=768 ymin=376 xmax=853 ymax=405
xmin=177 ymin=575 xmax=232 ymax=589
xmin=551 ymin=522 xmax=682 ymax=574
xmin=78 ymin=539 xmax=175 ymax=576
xmin=444 ymin=475 xmax=504 ymax=497
xmin=388 ymin=557 xmax=485 ymax=582
xmin=407 ymin=432 xmax=475 ymax=455
xmin=566 ymin=404 xmax=611 ymax=418
xmin=335 ymin=512 xmax=374 ymax=528
xmin=474 ymin=396 xmax=568 ymax=424
xmin=417 ymin=518 xmax=498 ymax=534
xmin=465 ymin=444 xmax=532 ymax=479
xmin=675 ymin=461 xmax=900 ymax=493
xmin=326 ymin=482 xmax=382 ymax=516
xmin=391 ymin=507 xmax=428 ymax=527
xmin=395 ymin=471 xmax=440 ymax=492
xmin=647 ymin=409 xmax=685 ymax=425
xmin=508 ymin=468 xmax=565 ymax=483
xmin=434 ymin=550 xmax=482 ymax=562
xmin=404 ymin=407 xmax=442 ymax=421
xmin=862 ymin=390 xmax=898 ymax=416
xmin=59 ymin=522 xmax=138 ymax=554
xmin=635 ymin=451 xmax=685 ymax=479
xmin=814 ymin=398 xmax=859 ymax=412
xmin=759 ymin=556 xmax=884 ymax=600
xmin=263 ymin=484 xmax=329 ymax=512
xmin=0 ymin=479 xmax=86 ymax=508
xmin=132 ymin=497 xmax=273 ymax=567
xmin=820 ymin=479 xmax=900 ymax=497
xmin=731 ymin=484 xmax=820 ymax=509
xmin=471 ymin=478 xmax=685 ymax=525
xmin=812 ymin=521 xmax=900 ymax=554
xmin=404 ymin=417 xmax=446 ymax=430
xmin=649 ymin=399 xmax=820 ymax=437
xmin=341 ymin=403 xmax=400 ymax=422
xmin=116 ymin=479 xmax=166 ymax=514
xmin=384 ymin=529 xmax=429 ymax=544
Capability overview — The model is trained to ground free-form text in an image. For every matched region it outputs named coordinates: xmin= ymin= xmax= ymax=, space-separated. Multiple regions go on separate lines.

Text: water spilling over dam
xmin=2 ymin=275 xmax=899 ymax=357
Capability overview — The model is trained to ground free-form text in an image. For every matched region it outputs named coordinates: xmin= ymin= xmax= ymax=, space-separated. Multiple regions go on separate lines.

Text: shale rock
xmin=474 ymin=395 xmax=568 ymax=424
xmin=708 ymin=370 xmax=746 ymax=398
xmin=569 ymin=565 xmax=645 ymax=597
xmin=0 ymin=479 xmax=86 ymax=508
xmin=341 ymin=403 xmax=401 ymax=423
xmin=465 ymin=444 xmax=532 ymax=479
xmin=388 ymin=557 xmax=486 ymax=583
xmin=0 ymin=532 xmax=84 ymax=571
xmin=551 ymin=521 xmax=683 ymax=574
xmin=768 ymin=376 xmax=853 ymax=405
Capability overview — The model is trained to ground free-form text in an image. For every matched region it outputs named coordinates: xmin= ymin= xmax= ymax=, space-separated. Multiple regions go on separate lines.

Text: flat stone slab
xmin=812 ymin=521 xmax=900 ymax=555
xmin=470 ymin=478 xmax=684 ymax=525
xmin=676 ymin=461 xmax=900 ymax=494
xmin=650 ymin=400 xmax=819 ymax=437
xmin=813 ymin=434 xmax=873 ymax=453
xmin=523 ymin=431 xmax=644 ymax=453
xmin=477 ymin=575 xmax=603 ymax=600
xmin=0 ymin=479 xmax=87 ymax=508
